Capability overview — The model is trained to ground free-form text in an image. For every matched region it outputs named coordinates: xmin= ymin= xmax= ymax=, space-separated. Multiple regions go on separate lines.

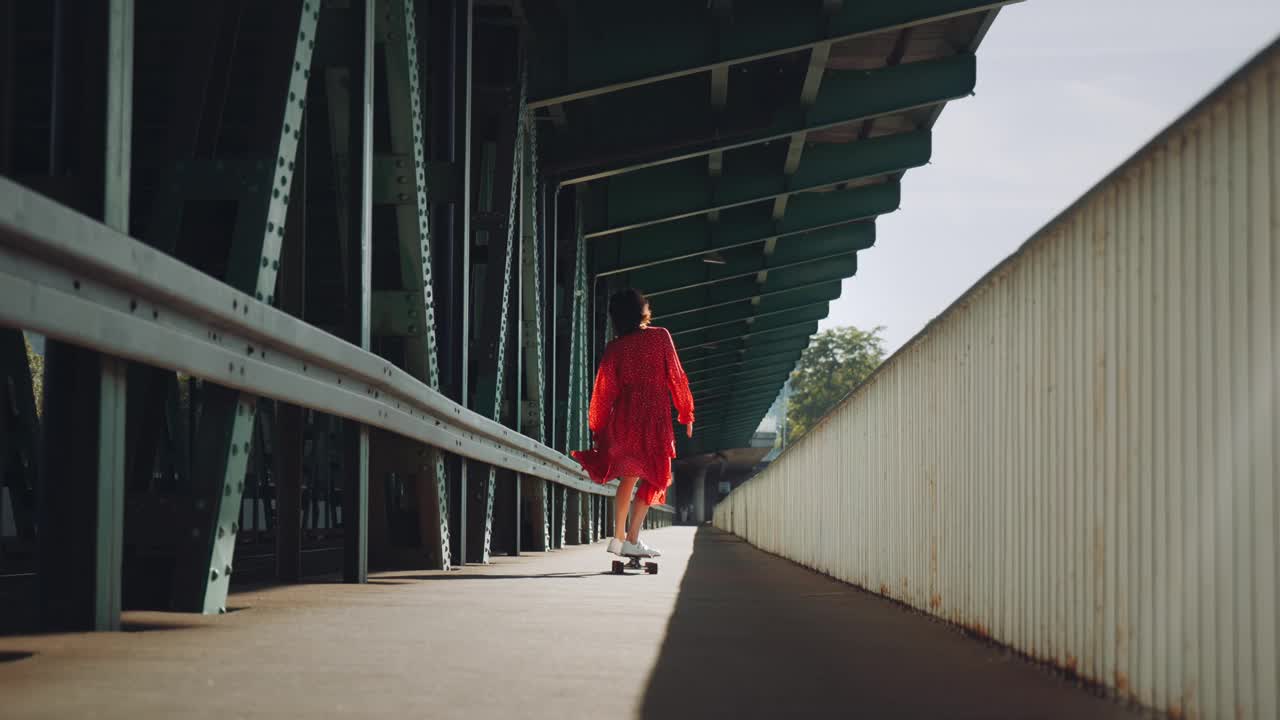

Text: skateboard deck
xmin=611 ymin=555 xmax=658 ymax=575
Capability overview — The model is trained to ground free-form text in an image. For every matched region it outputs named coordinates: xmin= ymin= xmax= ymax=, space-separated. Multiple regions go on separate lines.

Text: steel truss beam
xmin=675 ymin=305 xmax=830 ymax=351
xmin=665 ymin=284 xmax=842 ymax=336
xmin=690 ymin=362 xmax=798 ymax=392
xmin=585 ymin=134 xmax=925 ymax=239
xmin=594 ymin=198 xmax=878 ymax=279
xmin=370 ymin=0 xmax=452 ymax=570
xmin=685 ymin=346 xmax=804 ymax=376
xmin=527 ymin=1 xmax=1011 ymax=107
xmin=548 ymin=56 xmax=975 ymax=184
xmin=469 ymin=66 xmax=526 ymax=564
xmin=631 ymin=223 xmax=867 ymax=298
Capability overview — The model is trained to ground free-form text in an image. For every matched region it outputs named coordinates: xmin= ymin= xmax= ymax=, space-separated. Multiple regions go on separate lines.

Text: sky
xmin=820 ymin=0 xmax=1280 ymax=356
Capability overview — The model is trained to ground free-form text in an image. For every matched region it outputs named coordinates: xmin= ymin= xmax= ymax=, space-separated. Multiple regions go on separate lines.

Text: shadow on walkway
xmin=639 ymin=527 xmax=1139 ymax=720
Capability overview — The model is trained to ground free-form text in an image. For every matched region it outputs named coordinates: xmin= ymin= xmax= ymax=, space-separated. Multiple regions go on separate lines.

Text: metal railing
xmin=0 ymin=177 xmax=670 ymax=510
xmin=715 ymin=40 xmax=1279 ymax=720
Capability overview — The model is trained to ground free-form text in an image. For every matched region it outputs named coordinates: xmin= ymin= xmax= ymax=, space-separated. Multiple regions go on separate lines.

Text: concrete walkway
xmin=0 ymin=526 xmax=1141 ymax=719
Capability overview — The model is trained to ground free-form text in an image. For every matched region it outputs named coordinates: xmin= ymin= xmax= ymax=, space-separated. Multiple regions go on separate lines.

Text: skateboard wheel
xmin=645 ymin=562 xmax=658 ymax=575
xmin=611 ymin=560 xmax=624 ymax=575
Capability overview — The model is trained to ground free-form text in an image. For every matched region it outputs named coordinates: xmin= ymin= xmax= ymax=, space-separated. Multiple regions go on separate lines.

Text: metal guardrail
xmin=0 ymin=176 xmax=641 ymax=502
xmin=715 ymin=41 xmax=1279 ymax=720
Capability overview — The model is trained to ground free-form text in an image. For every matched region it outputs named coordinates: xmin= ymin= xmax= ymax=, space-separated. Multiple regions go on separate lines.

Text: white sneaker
xmin=606 ymin=537 xmax=624 ymax=556
xmin=621 ymin=540 xmax=652 ymax=558
xmin=637 ymin=540 xmax=661 ymax=558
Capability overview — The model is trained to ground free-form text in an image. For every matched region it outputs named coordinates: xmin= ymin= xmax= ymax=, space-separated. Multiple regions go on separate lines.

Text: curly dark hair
xmin=608 ymin=288 xmax=651 ymax=336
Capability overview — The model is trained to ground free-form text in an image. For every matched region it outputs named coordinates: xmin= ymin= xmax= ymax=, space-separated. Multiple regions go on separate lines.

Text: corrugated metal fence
xmin=715 ymin=42 xmax=1279 ymax=719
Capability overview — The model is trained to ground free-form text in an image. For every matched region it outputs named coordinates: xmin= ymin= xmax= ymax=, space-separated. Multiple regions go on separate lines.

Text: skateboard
xmin=611 ymin=555 xmax=658 ymax=575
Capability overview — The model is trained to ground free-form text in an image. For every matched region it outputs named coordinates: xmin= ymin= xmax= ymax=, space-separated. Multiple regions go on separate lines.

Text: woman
xmin=571 ymin=288 xmax=694 ymax=559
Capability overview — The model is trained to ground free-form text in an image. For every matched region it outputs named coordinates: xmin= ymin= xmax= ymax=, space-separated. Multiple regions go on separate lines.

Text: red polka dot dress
xmin=570 ymin=326 xmax=695 ymax=506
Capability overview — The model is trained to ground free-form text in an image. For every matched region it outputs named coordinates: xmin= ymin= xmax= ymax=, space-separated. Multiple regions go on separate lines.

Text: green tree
xmin=786 ymin=325 xmax=886 ymax=441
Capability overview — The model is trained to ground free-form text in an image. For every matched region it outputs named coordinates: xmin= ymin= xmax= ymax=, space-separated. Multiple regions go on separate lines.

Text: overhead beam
xmin=684 ymin=344 xmax=806 ymax=373
xmin=695 ymin=386 xmax=784 ymax=408
xmin=657 ymin=277 xmax=846 ymax=322
xmin=699 ymin=399 xmax=780 ymax=421
xmin=644 ymin=248 xmax=858 ymax=304
xmin=679 ymin=323 xmax=818 ymax=365
xmin=676 ymin=304 xmax=830 ymax=350
xmin=687 ymin=361 xmax=801 ymax=387
xmin=665 ymin=285 xmax=842 ymax=336
xmin=550 ymin=55 xmax=972 ymax=184
xmin=679 ymin=320 xmax=820 ymax=357
xmin=691 ymin=368 xmax=795 ymax=396
xmin=586 ymin=132 xmax=926 ymax=238
xmin=593 ymin=187 xmax=882 ymax=277
xmin=528 ymin=0 xmax=1011 ymax=107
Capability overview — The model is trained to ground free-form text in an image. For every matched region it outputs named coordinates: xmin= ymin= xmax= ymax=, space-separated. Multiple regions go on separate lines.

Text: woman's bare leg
xmin=613 ymin=477 xmax=638 ymax=540
xmin=626 ymin=493 xmax=650 ymax=544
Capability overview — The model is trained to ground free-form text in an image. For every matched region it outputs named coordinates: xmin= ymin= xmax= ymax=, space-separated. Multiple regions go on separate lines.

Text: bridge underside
xmin=0 ymin=0 xmax=1008 ymax=630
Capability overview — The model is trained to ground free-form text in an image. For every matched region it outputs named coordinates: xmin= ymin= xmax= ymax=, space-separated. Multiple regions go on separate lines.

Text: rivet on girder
xmin=211 ymin=569 xmax=219 ymax=580
xmin=231 ymin=522 xmax=239 ymax=534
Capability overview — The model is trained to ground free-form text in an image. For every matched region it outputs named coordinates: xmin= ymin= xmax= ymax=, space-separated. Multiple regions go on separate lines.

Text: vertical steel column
xmin=384 ymin=0 xmax=451 ymax=570
xmin=95 ymin=0 xmax=132 ymax=630
xmin=274 ymin=115 xmax=306 ymax=582
xmin=467 ymin=57 xmax=526 ymax=563
xmin=171 ymin=2 xmax=320 ymax=613
xmin=37 ymin=0 xmax=130 ymax=632
xmin=519 ymin=101 xmax=550 ymax=553
xmin=453 ymin=0 xmax=473 ymax=566
xmin=343 ymin=0 xmax=375 ymax=584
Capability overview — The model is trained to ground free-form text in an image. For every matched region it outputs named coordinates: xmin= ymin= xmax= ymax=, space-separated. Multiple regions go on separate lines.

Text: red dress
xmin=570 ymin=326 xmax=695 ymax=506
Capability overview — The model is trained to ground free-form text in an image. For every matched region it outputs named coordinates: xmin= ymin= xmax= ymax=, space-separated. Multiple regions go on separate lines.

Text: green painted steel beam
xmin=658 ymin=277 xmax=846 ymax=324
xmin=676 ymin=304 xmax=830 ymax=351
xmin=669 ymin=298 xmax=831 ymax=338
xmin=713 ymin=411 xmax=780 ymax=429
xmin=692 ymin=369 xmax=794 ymax=396
xmin=650 ymin=253 xmax=858 ymax=318
xmin=692 ymin=385 xmax=789 ymax=409
xmin=548 ymin=56 xmax=974 ymax=184
xmin=683 ymin=343 xmax=805 ymax=374
xmin=699 ymin=404 xmax=778 ymax=427
xmin=677 ymin=317 xmax=822 ymax=354
xmin=633 ymin=221 xmax=866 ymax=297
xmin=593 ymin=192 xmax=878 ymax=279
xmin=679 ymin=322 xmax=817 ymax=365
xmin=707 ymin=408 xmax=778 ymax=424
xmin=697 ymin=382 xmax=786 ymax=403
xmin=690 ymin=362 xmax=797 ymax=392
xmin=585 ymin=134 xmax=925 ymax=239
xmin=665 ymin=283 xmax=842 ymax=336
xmin=527 ymin=1 xmax=1009 ymax=107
